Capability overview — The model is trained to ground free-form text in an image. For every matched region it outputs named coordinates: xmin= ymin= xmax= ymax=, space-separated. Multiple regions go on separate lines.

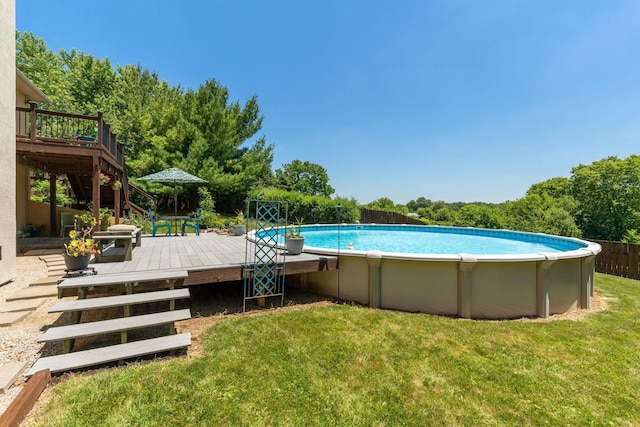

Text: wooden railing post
xmin=97 ymin=111 xmax=104 ymax=148
xmin=112 ymin=133 xmax=119 ymax=163
xmin=28 ymin=101 xmax=37 ymax=141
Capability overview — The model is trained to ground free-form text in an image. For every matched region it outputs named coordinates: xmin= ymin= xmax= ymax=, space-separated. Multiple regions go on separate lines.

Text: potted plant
xmin=285 ymin=217 xmax=305 ymax=255
xmin=99 ymin=207 xmax=114 ymax=230
xmin=99 ymin=172 xmax=111 ymax=186
xmin=111 ymin=179 xmax=122 ymax=190
xmin=232 ymin=210 xmax=246 ymax=236
xmin=63 ymin=220 xmax=99 ymax=271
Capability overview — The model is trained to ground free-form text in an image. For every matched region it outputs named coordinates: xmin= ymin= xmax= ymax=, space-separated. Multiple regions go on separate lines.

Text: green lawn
xmin=32 ymin=273 xmax=640 ymax=426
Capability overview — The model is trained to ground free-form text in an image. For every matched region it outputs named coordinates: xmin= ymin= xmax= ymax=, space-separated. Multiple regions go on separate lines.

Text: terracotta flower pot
xmin=63 ymin=253 xmax=90 ymax=271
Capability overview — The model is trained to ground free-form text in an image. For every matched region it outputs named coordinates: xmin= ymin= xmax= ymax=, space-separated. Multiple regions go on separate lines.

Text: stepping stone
xmin=5 ymin=285 xmax=58 ymax=301
xmin=0 ymin=298 xmax=46 ymax=313
xmin=0 ymin=361 xmax=27 ymax=393
xmin=0 ymin=311 xmax=30 ymax=327
xmin=25 ymin=249 xmax=64 ymax=256
xmin=47 ymin=261 xmax=65 ymax=267
xmin=39 ymin=254 xmax=64 ymax=262
xmin=48 ymin=269 xmax=66 ymax=277
xmin=29 ymin=276 xmax=59 ymax=286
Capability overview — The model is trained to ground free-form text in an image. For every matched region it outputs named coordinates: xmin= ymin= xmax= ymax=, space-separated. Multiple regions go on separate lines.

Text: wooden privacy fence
xmin=359 ymin=208 xmax=423 ymax=225
xmin=593 ymin=240 xmax=640 ymax=280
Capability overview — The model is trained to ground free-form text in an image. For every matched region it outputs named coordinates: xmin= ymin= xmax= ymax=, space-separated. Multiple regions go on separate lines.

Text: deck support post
xmin=92 ymin=157 xmax=101 ymax=227
xmin=114 ymin=185 xmax=121 ymax=223
xmin=49 ymin=173 xmax=57 ymax=236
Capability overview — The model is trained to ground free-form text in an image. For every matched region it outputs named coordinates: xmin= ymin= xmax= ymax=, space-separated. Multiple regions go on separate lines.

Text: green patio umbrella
xmin=138 ymin=167 xmax=207 ymax=215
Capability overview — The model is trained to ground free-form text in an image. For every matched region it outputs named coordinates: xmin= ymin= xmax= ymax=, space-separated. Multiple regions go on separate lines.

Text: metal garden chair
xmin=182 ymin=208 xmax=202 ymax=236
xmin=148 ymin=208 xmax=171 ymax=236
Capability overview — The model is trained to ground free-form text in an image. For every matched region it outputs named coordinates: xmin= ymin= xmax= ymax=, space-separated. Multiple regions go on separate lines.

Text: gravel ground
xmin=0 ymin=255 xmax=61 ymax=416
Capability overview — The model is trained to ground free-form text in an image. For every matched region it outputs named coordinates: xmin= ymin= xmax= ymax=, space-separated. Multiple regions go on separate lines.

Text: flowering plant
xmin=64 ymin=221 xmax=99 ymax=257
xmin=99 ymin=173 xmax=111 ymax=186
xmin=285 ymin=217 xmax=304 ymax=238
xmin=111 ymin=179 xmax=122 ymax=190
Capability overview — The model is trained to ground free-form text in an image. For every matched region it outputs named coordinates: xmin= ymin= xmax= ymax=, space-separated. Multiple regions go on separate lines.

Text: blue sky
xmin=16 ymin=0 xmax=640 ymax=204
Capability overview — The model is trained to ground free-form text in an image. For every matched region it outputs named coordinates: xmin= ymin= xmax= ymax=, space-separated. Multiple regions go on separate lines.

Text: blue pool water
xmin=268 ymin=225 xmax=586 ymax=255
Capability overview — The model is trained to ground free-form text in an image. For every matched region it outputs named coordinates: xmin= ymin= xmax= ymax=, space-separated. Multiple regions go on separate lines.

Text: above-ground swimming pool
xmin=250 ymin=224 xmax=601 ymax=319
xmin=296 ymin=225 xmax=588 ymax=255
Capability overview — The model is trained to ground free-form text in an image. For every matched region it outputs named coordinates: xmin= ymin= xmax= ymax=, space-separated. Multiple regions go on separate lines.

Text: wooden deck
xmin=90 ymin=232 xmax=337 ymax=286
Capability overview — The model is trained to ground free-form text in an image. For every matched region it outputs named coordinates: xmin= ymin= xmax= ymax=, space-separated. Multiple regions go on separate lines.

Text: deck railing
xmin=16 ymin=102 xmax=124 ymax=167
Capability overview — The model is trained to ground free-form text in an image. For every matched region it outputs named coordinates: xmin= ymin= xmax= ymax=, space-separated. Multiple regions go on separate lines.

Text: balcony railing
xmin=16 ymin=102 xmax=124 ymax=167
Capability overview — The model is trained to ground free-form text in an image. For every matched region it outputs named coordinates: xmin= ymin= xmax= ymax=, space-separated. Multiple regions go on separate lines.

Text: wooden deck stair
xmin=38 ymin=309 xmax=191 ymax=343
xmin=26 ymin=270 xmax=191 ymax=377
xmin=26 ymin=334 xmax=191 ymax=376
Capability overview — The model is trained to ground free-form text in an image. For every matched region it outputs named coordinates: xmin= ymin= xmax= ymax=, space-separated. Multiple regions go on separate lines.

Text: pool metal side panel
xmin=548 ymin=258 xmax=581 ymax=314
xmin=305 ymin=255 xmax=369 ymax=305
xmin=379 ymin=259 xmax=458 ymax=315
xmin=470 ymin=262 xmax=538 ymax=319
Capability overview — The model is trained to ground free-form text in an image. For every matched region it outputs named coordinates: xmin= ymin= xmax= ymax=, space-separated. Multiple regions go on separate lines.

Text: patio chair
xmin=60 ymin=211 xmax=76 ymax=237
xmin=148 ymin=208 xmax=171 ymax=236
xmin=182 ymin=208 xmax=202 ymax=236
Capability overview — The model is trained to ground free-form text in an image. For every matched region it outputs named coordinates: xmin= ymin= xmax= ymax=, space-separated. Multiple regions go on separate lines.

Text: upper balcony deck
xmin=16 ymin=102 xmax=124 ymax=176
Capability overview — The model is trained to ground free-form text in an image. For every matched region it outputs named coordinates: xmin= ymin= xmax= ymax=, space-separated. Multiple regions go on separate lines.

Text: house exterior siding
xmin=0 ymin=0 xmax=16 ymax=284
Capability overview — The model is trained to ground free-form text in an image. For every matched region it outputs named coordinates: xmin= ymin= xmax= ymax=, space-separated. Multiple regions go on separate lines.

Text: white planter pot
xmin=285 ymin=237 xmax=305 ymax=255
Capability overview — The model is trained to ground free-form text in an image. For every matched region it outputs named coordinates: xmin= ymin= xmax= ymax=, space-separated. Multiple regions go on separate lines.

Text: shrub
xmin=196 ymin=187 xmax=219 ymax=229
xmin=248 ymin=187 xmax=359 ymax=224
xmin=121 ymin=212 xmax=152 ymax=234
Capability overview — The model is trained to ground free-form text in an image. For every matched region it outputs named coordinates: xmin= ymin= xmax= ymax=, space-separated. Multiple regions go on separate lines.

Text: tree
xmin=105 ymin=64 xmax=182 ymax=161
xmin=571 ymin=155 xmax=640 ymax=240
xmin=177 ymin=80 xmax=274 ymax=209
xmin=503 ymin=193 xmax=580 ymax=237
xmin=457 ymin=204 xmax=506 ymax=229
xmin=275 ymin=160 xmax=334 ymax=197
xmin=17 ymin=32 xmax=274 ymax=212
xmin=527 ymin=176 xmax=573 ymax=199
xmin=407 ymin=197 xmax=432 ymax=212
xmin=59 ymin=48 xmax=116 ymax=115
xmin=16 ymin=31 xmax=68 ymax=108
xmin=363 ymin=197 xmax=408 ymax=214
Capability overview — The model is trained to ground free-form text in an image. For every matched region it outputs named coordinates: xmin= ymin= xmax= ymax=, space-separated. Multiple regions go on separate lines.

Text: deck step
xmin=49 ymin=289 xmax=190 ymax=313
xmin=57 ymin=269 xmax=188 ymax=290
xmin=26 ymin=333 xmax=191 ymax=376
xmin=39 ymin=309 xmax=191 ymax=342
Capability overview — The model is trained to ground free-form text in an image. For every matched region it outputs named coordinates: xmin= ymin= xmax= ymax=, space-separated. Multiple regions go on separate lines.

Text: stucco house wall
xmin=0 ymin=0 xmax=16 ymax=285
xmin=15 ymin=71 xmax=50 ymax=233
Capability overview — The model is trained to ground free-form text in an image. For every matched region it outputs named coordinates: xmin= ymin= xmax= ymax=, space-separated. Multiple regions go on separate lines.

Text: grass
xmin=31 ymin=273 xmax=640 ymax=426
